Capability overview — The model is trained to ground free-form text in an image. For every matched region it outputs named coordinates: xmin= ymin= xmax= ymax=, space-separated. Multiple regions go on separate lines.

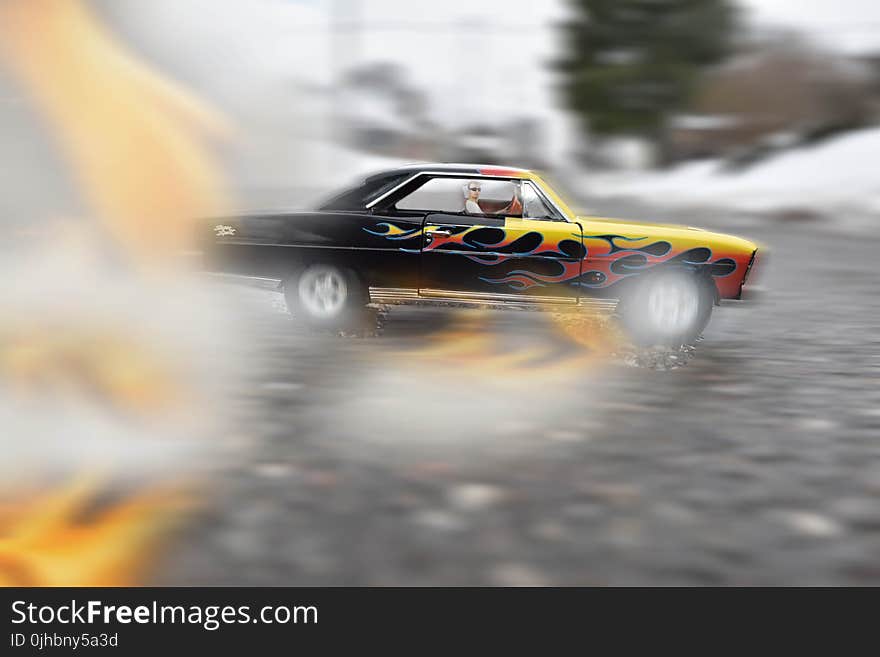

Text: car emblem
xmin=214 ymin=224 xmax=236 ymax=237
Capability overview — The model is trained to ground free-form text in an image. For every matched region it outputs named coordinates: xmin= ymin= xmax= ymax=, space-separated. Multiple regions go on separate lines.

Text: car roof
xmin=366 ymin=163 xmax=532 ymax=180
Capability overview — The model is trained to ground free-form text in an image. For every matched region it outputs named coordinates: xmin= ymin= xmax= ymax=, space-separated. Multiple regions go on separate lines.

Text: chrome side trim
xmin=369 ymin=287 xmax=617 ymax=312
xmin=371 ymin=287 xmax=580 ymax=306
xmin=368 ymin=287 xmax=420 ymax=302
xmin=419 ymin=288 xmax=577 ymax=305
xmin=214 ymin=241 xmax=413 ymax=252
xmin=577 ymin=298 xmax=618 ymax=312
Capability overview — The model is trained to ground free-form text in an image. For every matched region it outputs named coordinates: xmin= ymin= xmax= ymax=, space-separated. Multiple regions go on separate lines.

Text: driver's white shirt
xmin=465 ymin=199 xmax=481 ymax=214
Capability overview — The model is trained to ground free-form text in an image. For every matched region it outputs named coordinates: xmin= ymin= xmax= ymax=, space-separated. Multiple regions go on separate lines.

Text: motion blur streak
xmin=0 ymin=477 xmax=189 ymax=586
xmin=307 ymin=307 xmax=623 ymax=460
xmin=0 ymin=0 xmax=232 ymax=263
xmin=400 ymin=309 xmax=618 ymax=382
xmin=0 ymin=0 xmax=235 ymax=585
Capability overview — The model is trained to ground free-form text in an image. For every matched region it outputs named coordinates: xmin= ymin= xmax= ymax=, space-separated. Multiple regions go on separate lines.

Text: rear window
xmin=317 ymin=173 xmax=409 ymax=211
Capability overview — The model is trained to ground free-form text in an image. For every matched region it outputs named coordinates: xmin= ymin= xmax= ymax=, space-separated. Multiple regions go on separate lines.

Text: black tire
xmin=617 ymin=270 xmax=715 ymax=347
xmin=283 ymin=264 xmax=369 ymax=331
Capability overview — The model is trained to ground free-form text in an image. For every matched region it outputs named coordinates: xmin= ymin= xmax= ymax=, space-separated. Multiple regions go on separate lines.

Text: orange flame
xmin=0 ymin=0 xmax=233 ymax=585
xmin=0 ymin=0 xmax=233 ymax=264
xmin=397 ymin=308 xmax=621 ymax=385
xmin=1 ymin=324 xmax=184 ymax=415
xmin=0 ymin=479 xmax=189 ymax=587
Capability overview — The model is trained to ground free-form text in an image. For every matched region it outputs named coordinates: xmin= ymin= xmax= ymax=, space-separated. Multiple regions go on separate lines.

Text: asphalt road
xmin=158 ymin=205 xmax=880 ymax=585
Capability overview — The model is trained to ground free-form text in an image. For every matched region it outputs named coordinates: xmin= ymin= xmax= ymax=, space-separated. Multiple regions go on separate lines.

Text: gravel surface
xmin=156 ymin=209 xmax=880 ymax=586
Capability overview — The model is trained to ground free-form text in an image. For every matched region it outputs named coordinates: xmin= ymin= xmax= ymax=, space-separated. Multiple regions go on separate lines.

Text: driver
xmin=463 ymin=181 xmax=482 ymax=214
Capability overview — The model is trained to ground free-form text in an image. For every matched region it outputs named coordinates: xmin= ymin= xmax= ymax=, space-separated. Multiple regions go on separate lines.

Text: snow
xmin=583 ymin=127 xmax=880 ymax=218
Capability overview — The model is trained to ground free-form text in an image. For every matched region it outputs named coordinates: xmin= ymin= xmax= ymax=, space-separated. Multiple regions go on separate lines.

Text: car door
xmin=417 ymin=179 xmax=584 ymax=302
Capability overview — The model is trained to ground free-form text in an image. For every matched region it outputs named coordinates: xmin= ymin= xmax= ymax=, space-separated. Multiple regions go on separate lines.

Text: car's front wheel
xmin=284 ymin=264 xmax=367 ymax=330
xmin=617 ymin=271 xmax=715 ymax=347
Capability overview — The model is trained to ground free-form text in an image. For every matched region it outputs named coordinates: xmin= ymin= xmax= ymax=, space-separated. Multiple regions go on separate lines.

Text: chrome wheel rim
xmin=298 ymin=267 xmax=347 ymax=318
xmin=646 ymin=277 xmax=700 ymax=336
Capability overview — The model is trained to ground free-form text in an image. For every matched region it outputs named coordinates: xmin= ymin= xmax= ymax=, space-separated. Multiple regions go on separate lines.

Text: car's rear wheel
xmin=617 ymin=271 xmax=715 ymax=347
xmin=284 ymin=264 xmax=368 ymax=330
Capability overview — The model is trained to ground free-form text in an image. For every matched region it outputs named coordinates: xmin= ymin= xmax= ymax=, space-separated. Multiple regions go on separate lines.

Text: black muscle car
xmin=205 ymin=164 xmax=759 ymax=345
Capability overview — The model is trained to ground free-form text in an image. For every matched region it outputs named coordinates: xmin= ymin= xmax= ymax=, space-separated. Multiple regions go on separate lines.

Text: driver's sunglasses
xmin=468 ymin=186 xmax=481 ymax=192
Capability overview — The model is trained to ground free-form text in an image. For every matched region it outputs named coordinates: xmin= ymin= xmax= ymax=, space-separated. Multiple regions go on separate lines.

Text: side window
xmin=521 ymin=182 xmax=557 ymax=221
xmin=395 ymin=178 xmax=521 ymax=217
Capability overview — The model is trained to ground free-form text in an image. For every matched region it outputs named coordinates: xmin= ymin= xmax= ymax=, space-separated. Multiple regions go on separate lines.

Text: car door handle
xmin=425 ymin=229 xmax=452 ymax=237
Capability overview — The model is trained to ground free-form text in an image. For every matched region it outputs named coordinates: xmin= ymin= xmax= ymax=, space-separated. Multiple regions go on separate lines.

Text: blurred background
xmin=1 ymin=0 xmax=878 ymax=586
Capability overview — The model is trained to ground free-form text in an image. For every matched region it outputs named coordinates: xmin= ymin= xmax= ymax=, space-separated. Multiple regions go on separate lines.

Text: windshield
xmin=533 ymin=172 xmax=586 ymax=218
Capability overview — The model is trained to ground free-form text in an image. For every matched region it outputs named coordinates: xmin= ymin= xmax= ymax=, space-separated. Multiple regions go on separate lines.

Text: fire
xmin=0 ymin=0 xmax=232 ymax=265
xmin=0 ymin=479 xmax=188 ymax=587
xmin=397 ymin=307 xmax=621 ymax=384
xmin=328 ymin=307 xmax=624 ymax=454
xmin=548 ymin=307 xmax=626 ymax=354
xmin=1 ymin=324 xmax=184 ymax=416
xmin=0 ymin=0 xmax=233 ymax=585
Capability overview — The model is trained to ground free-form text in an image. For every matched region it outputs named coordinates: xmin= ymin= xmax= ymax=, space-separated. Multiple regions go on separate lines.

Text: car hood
xmin=575 ymin=215 xmax=758 ymax=254
xmin=576 ymin=214 xmax=709 ymax=231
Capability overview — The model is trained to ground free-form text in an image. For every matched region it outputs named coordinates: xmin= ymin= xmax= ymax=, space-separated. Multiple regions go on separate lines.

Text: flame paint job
xmin=365 ymin=216 xmax=756 ymax=298
xmin=477 ymin=166 xmax=529 ymax=178
xmin=363 ymin=222 xmax=424 ymax=240
xmin=573 ymin=215 xmax=757 ymax=299
xmin=359 ymin=170 xmax=758 ymax=299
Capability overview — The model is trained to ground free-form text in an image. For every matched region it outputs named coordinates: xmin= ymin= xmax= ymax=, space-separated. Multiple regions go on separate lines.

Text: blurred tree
xmin=558 ymin=0 xmax=737 ymax=164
